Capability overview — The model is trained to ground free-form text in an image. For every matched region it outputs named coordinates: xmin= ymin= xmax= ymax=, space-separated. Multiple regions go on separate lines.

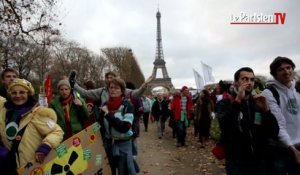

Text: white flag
xmin=201 ymin=61 xmax=215 ymax=84
xmin=193 ymin=69 xmax=205 ymax=90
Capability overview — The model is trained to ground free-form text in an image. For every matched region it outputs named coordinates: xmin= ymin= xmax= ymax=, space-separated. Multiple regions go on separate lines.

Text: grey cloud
xmin=59 ymin=0 xmax=300 ymax=88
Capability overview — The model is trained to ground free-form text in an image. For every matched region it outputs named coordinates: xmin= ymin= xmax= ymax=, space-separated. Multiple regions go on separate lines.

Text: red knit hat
xmin=181 ymin=86 xmax=188 ymax=92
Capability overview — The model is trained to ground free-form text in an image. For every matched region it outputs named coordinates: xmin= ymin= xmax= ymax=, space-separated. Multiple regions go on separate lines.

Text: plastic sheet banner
xmin=18 ymin=122 xmax=111 ymax=175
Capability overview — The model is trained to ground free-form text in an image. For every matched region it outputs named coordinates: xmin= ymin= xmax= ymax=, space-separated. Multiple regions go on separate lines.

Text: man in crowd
xmin=141 ymin=94 xmax=152 ymax=132
xmin=0 ymin=68 xmax=19 ymax=98
xmin=151 ymin=93 xmax=169 ymax=139
xmin=262 ymin=57 xmax=300 ymax=174
xmin=170 ymin=86 xmax=193 ymax=147
xmin=218 ymin=67 xmax=278 ymax=175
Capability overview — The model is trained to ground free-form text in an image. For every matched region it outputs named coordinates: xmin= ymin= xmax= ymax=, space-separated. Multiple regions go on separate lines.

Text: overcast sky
xmin=58 ymin=0 xmax=300 ymax=88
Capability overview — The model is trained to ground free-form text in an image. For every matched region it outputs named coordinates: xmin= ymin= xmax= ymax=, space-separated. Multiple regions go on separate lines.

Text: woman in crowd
xmin=197 ymin=89 xmax=213 ymax=148
xmin=0 ymin=78 xmax=63 ymax=174
xmin=101 ymin=77 xmax=137 ymax=175
xmin=49 ymin=79 xmax=89 ymax=140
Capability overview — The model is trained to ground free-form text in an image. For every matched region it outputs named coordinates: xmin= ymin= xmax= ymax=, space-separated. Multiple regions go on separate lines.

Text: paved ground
xmin=137 ymin=121 xmax=226 ymax=175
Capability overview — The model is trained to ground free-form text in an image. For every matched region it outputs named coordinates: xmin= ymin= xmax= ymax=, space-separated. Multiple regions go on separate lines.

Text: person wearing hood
xmin=262 ymin=57 xmax=300 ymax=174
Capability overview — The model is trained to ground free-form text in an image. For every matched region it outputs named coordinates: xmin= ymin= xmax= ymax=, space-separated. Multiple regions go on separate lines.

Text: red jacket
xmin=170 ymin=94 xmax=193 ymax=121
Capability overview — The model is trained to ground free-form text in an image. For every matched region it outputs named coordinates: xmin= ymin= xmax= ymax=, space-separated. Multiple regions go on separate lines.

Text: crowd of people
xmin=0 ymin=56 xmax=299 ymax=175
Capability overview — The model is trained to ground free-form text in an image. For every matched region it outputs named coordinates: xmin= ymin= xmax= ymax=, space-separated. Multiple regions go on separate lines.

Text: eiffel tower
xmin=148 ymin=9 xmax=174 ymax=91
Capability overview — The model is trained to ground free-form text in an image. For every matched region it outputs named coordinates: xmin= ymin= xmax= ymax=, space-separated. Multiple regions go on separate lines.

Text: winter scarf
xmin=61 ymin=95 xmax=73 ymax=138
xmin=5 ymin=101 xmax=36 ymax=141
xmin=107 ymin=96 xmax=123 ymax=111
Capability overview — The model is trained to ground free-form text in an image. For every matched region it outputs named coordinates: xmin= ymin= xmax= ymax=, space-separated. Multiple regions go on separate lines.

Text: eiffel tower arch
xmin=148 ymin=10 xmax=174 ymax=92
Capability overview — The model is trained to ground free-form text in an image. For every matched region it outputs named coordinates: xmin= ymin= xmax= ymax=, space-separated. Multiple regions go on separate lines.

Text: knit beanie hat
xmin=57 ymin=79 xmax=71 ymax=90
xmin=8 ymin=78 xmax=35 ymax=95
xmin=181 ymin=86 xmax=188 ymax=92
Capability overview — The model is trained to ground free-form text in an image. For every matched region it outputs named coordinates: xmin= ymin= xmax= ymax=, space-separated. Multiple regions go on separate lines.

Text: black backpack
xmin=266 ymin=84 xmax=300 ymax=105
xmin=266 ymin=85 xmax=280 ymax=105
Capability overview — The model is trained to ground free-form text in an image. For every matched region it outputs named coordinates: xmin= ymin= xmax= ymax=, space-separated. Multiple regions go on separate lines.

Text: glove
xmin=36 ymin=143 xmax=51 ymax=155
xmin=35 ymin=143 xmax=51 ymax=163
xmin=69 ymin=70 xmax=77 ymax=88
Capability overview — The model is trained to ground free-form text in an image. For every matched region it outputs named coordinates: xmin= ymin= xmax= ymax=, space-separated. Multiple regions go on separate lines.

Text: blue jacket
xmin=103 ymin=99 xmax=134 ymax=140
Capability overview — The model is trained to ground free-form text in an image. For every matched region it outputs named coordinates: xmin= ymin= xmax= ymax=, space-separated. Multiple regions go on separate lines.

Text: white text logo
xmin=230 ymin=12 xmax=286 ymax=25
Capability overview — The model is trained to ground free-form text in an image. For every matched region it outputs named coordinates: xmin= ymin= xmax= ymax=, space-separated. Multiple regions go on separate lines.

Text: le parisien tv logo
xmin=230 ymin=12 xmax=286 ymax=25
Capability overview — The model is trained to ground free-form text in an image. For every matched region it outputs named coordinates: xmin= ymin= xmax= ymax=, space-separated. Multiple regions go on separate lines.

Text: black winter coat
xmin=151 ymin=100 xmax=170 ymax=122
xmin=218 ymin=97 xmax=279 ymax=160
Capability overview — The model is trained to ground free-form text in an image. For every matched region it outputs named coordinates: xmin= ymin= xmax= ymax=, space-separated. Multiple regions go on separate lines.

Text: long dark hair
xmin=200 ymin=89 xmax=211 ymax=115
xmin=201 ymin=89 xmax=211 ymax=104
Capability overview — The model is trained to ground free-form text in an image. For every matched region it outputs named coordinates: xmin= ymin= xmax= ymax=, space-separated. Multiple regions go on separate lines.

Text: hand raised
xmin=145 ymin=75 xmax=154 ymax=84
xmin=73 ymin=98 xmax=83 ymax=106
xmin=69 ymin=70 xmax=77 ymax=88
xmin=253 ymin=94 xmax=269 ymax=112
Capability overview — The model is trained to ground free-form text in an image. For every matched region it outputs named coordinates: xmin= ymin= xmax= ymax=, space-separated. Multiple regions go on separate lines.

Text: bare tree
xmin=0 ymin=38 xmax=37 ymax=79
xmin=0 ymin=36 xmax=17 ymax=69
xmin=15 ymin=49 xmax=35 ymax=79
xmin=0 ymin=0 xmax=61 ymax=72
xmin=0 ymin=0 xmax=60 ymax=42
xmin=101 ymin=47 xmax=145 ymax=86
xmin=32 ymin=42 xmax=53 ymax=83
xmin=123 ymin=51 xmax=145 ymax=86
xmin=50 ymin=39 xmax=109 ymax=88
xmin=101 ymin=47 xmax=127 ymax=77
xmin=86 ymin=54 xmax=109 ymax=87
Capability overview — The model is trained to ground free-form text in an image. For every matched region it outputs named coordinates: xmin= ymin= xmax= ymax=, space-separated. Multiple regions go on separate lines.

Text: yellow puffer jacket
xmin=0 ymin=97 xmax=64 ymax=168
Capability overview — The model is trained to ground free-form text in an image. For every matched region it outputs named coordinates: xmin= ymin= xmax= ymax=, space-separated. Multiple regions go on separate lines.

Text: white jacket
xmin=262 ymin=79 xmax=300 ymax=147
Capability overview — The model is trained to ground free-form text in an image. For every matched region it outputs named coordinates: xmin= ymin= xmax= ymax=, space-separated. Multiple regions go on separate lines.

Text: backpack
xmin=266 ymin=85 xmax=280 ymax=105
xmin=128 ymin=92 xmax=142 ymax=138
xmin=215 ymin=92 xmax=233 ymax=114
xmin=266 ymin=84 xmax=300 ymax=105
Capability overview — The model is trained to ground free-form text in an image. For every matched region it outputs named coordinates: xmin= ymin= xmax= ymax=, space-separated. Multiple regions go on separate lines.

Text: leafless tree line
xmin=0 ymin=0 xmax=145 ymax=93
xmin=0 ymin=36 xmax=145 ymax=92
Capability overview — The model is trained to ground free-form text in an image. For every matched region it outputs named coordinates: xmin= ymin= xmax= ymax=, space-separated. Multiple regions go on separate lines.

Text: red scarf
xmin=107 ymin=96 xmax=123 ymax=111
xmin=61 ymin=95 xmax=72 ymax=139
xmin=61 ymin=95 xmax=72 ymax=107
